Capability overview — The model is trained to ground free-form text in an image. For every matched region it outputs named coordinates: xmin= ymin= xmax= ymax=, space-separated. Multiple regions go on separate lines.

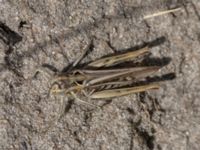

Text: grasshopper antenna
xmin=71 ymin=41 xmax=93 ymax=68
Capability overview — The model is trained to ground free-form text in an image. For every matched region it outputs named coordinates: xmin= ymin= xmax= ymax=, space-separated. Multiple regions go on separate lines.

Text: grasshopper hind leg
xmin=70 ymin=91 xmax=100 ymax=108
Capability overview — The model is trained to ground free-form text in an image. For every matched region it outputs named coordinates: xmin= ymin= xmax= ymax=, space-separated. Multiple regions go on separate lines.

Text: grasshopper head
xmin=50 ymin=81 xmax=66 ymax=95
xmin=49 ymin=73 xmax=85 ymax=95
xmin=49 ymin=76 xmax=71 ymax=95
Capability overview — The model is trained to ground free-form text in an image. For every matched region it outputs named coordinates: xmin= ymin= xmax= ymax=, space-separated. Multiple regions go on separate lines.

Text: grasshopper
xmin=38 ymin=45 xmax=164 ymax=133
xmin=49 ymin=46 xmax=160 ymax=102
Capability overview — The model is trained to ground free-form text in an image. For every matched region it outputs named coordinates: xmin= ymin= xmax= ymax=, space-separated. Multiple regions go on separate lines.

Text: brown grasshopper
xmin=49 ymin=46 xmax=160 ymax=103
xmin=38 ymin=45 xmax=165 ymax=133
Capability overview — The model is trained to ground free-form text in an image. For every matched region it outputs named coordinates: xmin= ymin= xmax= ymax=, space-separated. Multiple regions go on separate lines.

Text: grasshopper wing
xmin=87 ymin=47 xmax=149 ymax=67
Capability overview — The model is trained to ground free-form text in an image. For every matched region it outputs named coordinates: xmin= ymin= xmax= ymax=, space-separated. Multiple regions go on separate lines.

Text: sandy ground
xmin=0 ymin=0 xmax=200 ymax=150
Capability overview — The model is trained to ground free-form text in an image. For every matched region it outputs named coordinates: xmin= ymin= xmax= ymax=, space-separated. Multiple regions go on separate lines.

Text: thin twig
xmin=143 ymin=8 xmax=182 ymax=20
